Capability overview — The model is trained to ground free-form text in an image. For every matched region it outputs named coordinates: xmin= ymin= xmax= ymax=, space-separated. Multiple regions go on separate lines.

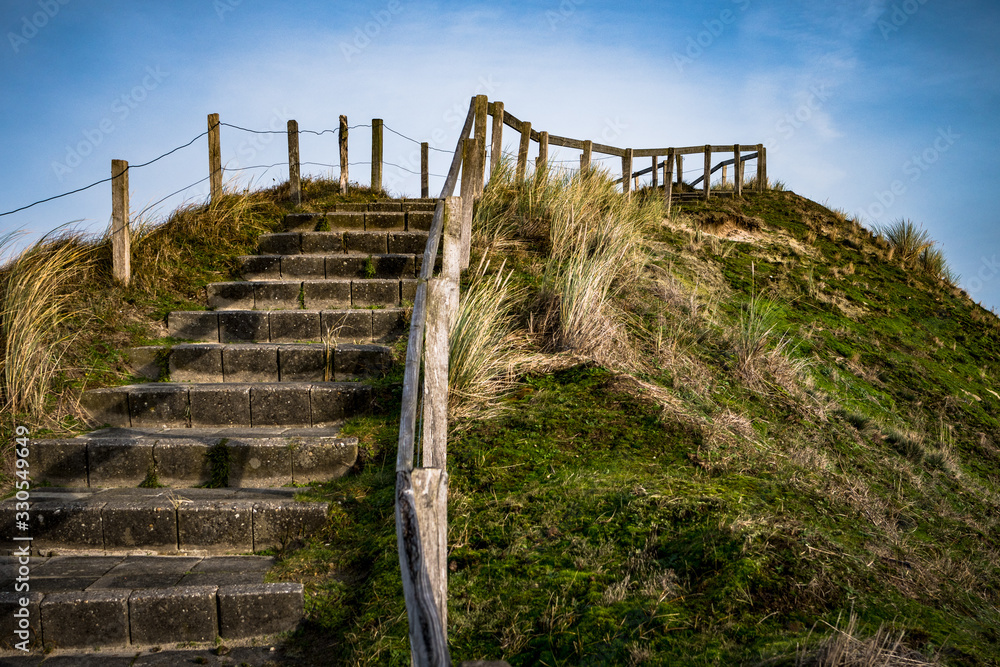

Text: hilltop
xmin=1 ymin=169 xmax=999 ymax=665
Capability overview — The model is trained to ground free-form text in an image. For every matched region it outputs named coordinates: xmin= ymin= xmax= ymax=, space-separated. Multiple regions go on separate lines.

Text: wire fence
xmin=1 ymin=118 xmax=455 ymax=221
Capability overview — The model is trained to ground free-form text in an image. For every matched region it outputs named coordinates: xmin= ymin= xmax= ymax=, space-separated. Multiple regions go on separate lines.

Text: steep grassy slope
xmin=279 ymin=178 xmax=1000 ymax=666
xmin=4 ymin=170 xmax=999 ymax=665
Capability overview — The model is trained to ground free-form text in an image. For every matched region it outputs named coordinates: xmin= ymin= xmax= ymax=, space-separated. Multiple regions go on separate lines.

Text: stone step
xmin=167 ymin=308 xmax=408 ymax=343
xmin=81 ymin=381 xmax=371 ymax=429
xmin=25 ymin=429 xmax=357 ymax=488
xmin=282 ymin=209 xmax=433 ymax=233
xmin=127 ymin=342 xmax=392 ymax=383
xmin=258 ymin=230 xmax=429 ymax=256
xmin=240 ymin=252 xmax=427 ymax=280
xmin=0 ymin=487 xmax=327 ymax=556
xmin=0 ymin=555 xmax=302 ymax=651
xmin=206 ymin=278 xmax=418 ymax=310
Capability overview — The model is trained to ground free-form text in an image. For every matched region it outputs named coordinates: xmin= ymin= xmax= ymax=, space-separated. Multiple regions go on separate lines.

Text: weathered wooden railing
xmin=395 ymin=94 xmax=484 ymax=666
xmin=395 ymin=96 xmax=771 ymax=666
xmin=488 ymin=105 xmax=767 ymax=213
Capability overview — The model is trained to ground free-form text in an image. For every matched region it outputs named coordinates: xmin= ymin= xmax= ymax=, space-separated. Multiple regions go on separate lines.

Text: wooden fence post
xmin=474 ymin=95 xmax=488 ymax=193
xmin=651 ymin=156 xmax=658 ymax=189
xmin=581 ymin=140 xmax=592 ymax=173
xmin=371 ymin=119 xmax=383 ymax=193
xmin=339 ymin=115 xmax=349 ymax=194
xmin=703 ymin=145 xmax=712 ymax=200
xmin=410 ymin=467 xmax=449 ymax=652
xmin=733 ymin=144 xmax=742 ymax=198
xmin=287 ymin=119 xmax=301 ymax=205
xmin=722 ymin=164 xmax=728 ymax=188
xmin=622 ymin=149 xmax=633 ymax=197
xmin=208 ymin=113 xmax=222 ymax=203
xmin=757 ymin=144 xmax=766 ymax=191
xmin=111 ymin=159 xmax=130 ymax=285
xmin=536 ymin=132 xmax=549 ymax=171
xmin=516 ymin=121 xmax=531 ymax=181
xmin=460 ymin=140 xmax=478 ymax=270
xmin=664 ymin=148 xmax=674 ymax=216
xmin=442 ymin=196 xmax=463 ymax=318
xmin=421 ymin=142 xmax=429 ymax=198
xmin=490 ymin=101 xmax=504 ymax=177
xmin=676 ymin=153 xmax=683 ymax=184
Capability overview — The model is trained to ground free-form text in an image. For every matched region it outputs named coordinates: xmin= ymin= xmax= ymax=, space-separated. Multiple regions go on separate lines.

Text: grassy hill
xmin=2 ymin=167 xmax=999 ymax=665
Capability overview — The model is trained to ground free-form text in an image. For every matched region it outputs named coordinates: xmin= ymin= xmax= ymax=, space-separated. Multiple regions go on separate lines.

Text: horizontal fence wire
xmin=0 ymin=130 xmax=209 ymax=217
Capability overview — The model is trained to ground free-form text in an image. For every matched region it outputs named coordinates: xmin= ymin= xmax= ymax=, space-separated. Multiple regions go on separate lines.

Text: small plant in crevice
xmin=205 ymin=439 xmax=231 ymax=488
xmin=364 ymin=255 xmax=377 ymax=279
xmin=139 ymin=462 xmax=162 ymax=488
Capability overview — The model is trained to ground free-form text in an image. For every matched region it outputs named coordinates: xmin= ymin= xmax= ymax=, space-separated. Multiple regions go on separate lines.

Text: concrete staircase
xmin=0 ymin=199 xmax=433 ymax=657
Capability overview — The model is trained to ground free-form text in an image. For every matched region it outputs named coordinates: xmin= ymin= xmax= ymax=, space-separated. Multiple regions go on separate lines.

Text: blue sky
xmin=2 ymin=0 xmax=999 ymax=310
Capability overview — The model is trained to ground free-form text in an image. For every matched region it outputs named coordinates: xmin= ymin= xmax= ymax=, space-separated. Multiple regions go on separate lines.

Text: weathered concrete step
xmin=283 ymin=209 xmax=433 ymax=233
xmin=128 ymin=342 xmax=392 ymax=383
xmin=258 ymin=230 xmax=428 ymax=255
xmin=0 ymin=487 xmax=327 ymax=555
xmin=167 ymin=308 xmax=407 ymax=343
xmin=240 ymin=252 xmax=423 ymax=280
xmin=0 ymin=555 xmax=302 ymax=651
xmin=81 ymin=381 xmax=371 ymax=429
xmin=207 ymin=278 xmax=417 ymax=310
xmin=26 ymin=430 xmax=356 ymax=488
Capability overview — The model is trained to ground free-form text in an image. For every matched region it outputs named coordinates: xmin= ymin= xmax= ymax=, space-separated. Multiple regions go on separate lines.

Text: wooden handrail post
xmin=460 ymin=140 xmax=477 ymax=269
xmin=651 ymin=156 xmax=658 ymax=189
xmin=733 ymin=144 xmax=742 ymax=198
xmin=536 ymin=131 xmax=549 ymax=172
xmin=489 ymin=101 xmax=504 ymax=177
xmin=722 ymin=164 xmax=728 ymax=188
xmin=703 ymin=145 xmax=712 ymax=200
xmin=581 ymin=140 xmax=592 ymax=173
xmin=664 ymin=148 xmax=674 ymax=216
xmin=421 ymin=142 xmax=429 ymax=198
xmin=287 ymin=119 xmax=301 ymax=206
xmin=757 ymin=144 xmax=766 ymax=191
xmin=111 ymin=159 xmax=130 ymax=285
xmin=371 ymin=119 xmax=383 ymax=193
xmin=474 ymin=94 xmax=488 ymax=193
xmin=516 ymin=121 xmax=531 ymax=181
xmin=339 ymin=115 xmax=349 ymax=194
xmin=410 ymin=467 xmax=449 ymax=655
xmin=208 ymin=113 xmax=222 ymax=203
xmin=622 ymin=148 xmax=633 ymax=197
xmin=676 ymin=153 xmax=683 ymax=184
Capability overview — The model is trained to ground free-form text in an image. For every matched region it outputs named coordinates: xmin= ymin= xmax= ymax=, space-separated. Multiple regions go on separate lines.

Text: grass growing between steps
xmin=0 ymin=178 xmax=389 ymax=492
xmin=268 ymin=169 xmax=1000 ymax=665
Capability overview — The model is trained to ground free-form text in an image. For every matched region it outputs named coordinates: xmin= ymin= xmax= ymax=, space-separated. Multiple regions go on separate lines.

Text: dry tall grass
xmin=0 ymin=229 xmax=94 ymax=420
xmin=795 ymin=613 xmax=940 ymax=666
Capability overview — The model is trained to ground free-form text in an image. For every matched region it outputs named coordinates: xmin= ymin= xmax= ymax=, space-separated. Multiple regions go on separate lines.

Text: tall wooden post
xmin=703 ymin=145 xmax=712 ymax=200
xmin=621 ymin=149 xmax=633 ymax=197
xmin=339 ymin=115 xmax=349 ymax=194
xmin=651 ymin=156 xmax=658 ymax=189
xmin=536 ymin=131 xmax=549 ymax=171
xmin=208 ymin=113 xmax=222 ymax=203
xmin=733 ymin=144 xmax=742 ymax=198
xmin=722 ymin=164 xmax=728 ymax=188
xmin=460 ymin=140 xmax=478 ymax=269
xmin=581 ymin=140 xmax=592 ymax=173
xmin=664 ymin=148 xmax=674 ymax=216
xmin=516 ymin=121 xmax=531 ymax=181
xmin=371 ymin=119 xmax=384 ymax=193
xmin=421 ymin=142 xmax=429 ymax=198
xmin=757 ymin=144 xmax=766 ymax=191
xmin=676 ymin=153 xmax=683 ymax=184
xmin=287 ymin=119 xmax=301 ymax=206
xmin=490 ymin=101 xmax=504 ymax=177
xmin=111 ymin=159 xmax=130 ymax=285
xmin=474 ymin=95 xmax=488 ymax=195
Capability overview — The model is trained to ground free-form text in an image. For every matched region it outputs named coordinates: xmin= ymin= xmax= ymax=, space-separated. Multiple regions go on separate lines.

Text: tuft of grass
xmin=0 ymin=229 xmax=93 ymax=421
xmin=794 ymin=612 xmax=940 ymax=666
xmin=448 ymin=259 xmax=522 ymax=415
xmin=876 ymin=219 xmax=933 ymax=265
xmin=205 ymin=438 xmax=231 ymax=488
